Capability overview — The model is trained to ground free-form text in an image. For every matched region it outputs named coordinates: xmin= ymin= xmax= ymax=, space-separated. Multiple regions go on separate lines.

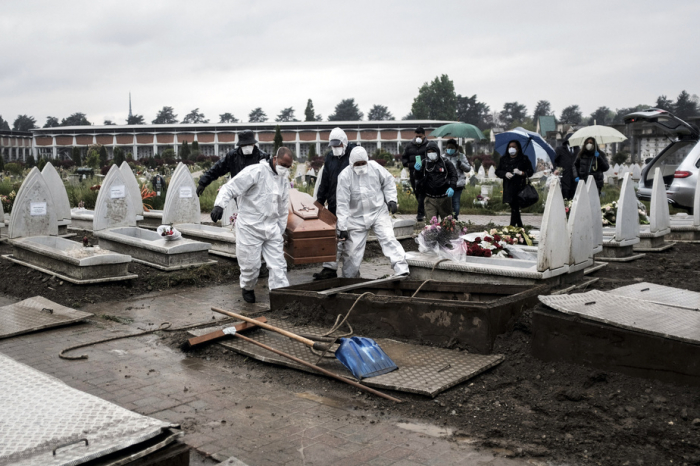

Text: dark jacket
xmin=413 ymin=142 xmax=458 ymax=198
xmin=495 ymin=145 xmax=535 ymax=204
xmin=575 ymin=140 xmax=610 ymax=192
xmin=315 ymin=142 xmax=357 ymax=215
xmin=554 ymin=143 xmax=580 ymax=199
xmin=197 ymin=146 xmax=269 ymax=189
xmin=401 ymin=138 xmax=429 ymax=191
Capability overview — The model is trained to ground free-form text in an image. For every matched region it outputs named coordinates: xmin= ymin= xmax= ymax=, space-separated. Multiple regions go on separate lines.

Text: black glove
xmin=210 ymin=206 xmax=224 ymax=223
xmin=337 ymin=230 xmax=349 ymax=241
xmin=196 ymin=184 xmax=206 ymax=197
xmin=387 ymin=201 xmax=398 ymax=214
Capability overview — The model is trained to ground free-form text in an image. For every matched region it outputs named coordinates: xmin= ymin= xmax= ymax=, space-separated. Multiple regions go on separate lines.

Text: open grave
xmin=93 ymin=164 xmax=215 ymax=271
xmin=2 ymin=167 xmax=136 ymax=284
xmin=635 ymin=167 xmax=674 ymax=252
xmin=41 ymin=162 xmax=74 ymax=236
xmin=668 ymin=175 xmax=700 ymax=242
xmin=405 ymin=178 xmax=591 ymax=287
xmin=596 ymin=172 xmax=645 ymax=262
xmin=162 ymin=163 xmax=237 ymax=259
xmin=533 ymin=284 xmax=700 ymax=387
xmin=70 ymin=162 xmax=145 ymax=231
xmin=270 ymin=278 xmax=546 ymax=354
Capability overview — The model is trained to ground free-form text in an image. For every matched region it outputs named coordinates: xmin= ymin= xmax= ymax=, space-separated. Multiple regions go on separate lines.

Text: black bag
xmin=517 ymin=178 xmax=539 ymax=208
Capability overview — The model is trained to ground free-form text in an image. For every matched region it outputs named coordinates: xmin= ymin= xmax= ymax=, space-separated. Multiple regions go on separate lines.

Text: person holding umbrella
xmin=495 ymin=140 xmax=534 ymax=227
xmin=574 ymin=137 xmax=610 ymax=194
xmin=554 ymin=133 xmax=579 ymax=200
xmin=401 ymin=126 xmax=429 ymax=222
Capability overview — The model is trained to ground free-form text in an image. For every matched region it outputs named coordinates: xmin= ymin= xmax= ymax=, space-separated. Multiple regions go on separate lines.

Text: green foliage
xmin=304 ymin=99 xmax=316 ymax=122
xmin=456 ymin=94 xmax=491 ymax=128
xmin=25 ymin=155 xmax=35 ymax=168
xmin=113 ymin=147 xmax=126 ymax=166
xmin=367 ymin=105 xmax=394 ymax=121
xmin=589 ymin=106 xmax=615 ymax=125
xmin=180 ymin=141 xmax=191 ymax=160
xmin=218 ymin=112 xmax=238 ymax=123
xmin=273 ymin=125 xmax=283 ymax=154
xmin=411 ymin=75 xmax=457 ymax=120
xmin=61 ymin=112 xmax=91 ymax=126
xmin=65 ymin=179 xmax=100 ymax=209
xmin=560 ymin=105 xmax=583 ymax=125
xmin=500 ymin=102 xmax=529 ymax=128
xmin=0 ymin=156 xmax=4 ymax=172
xmin=161 ymin=149 xmax=176 ymax=163
xmin=152 ymin=106 xmax=178 ymax=124
xmin=99 ymin=145 xmax=108 ymax=167
xmin=13 ymin=114 xmax=37 ymax=131
xmin=43 ymin=116 xmax=60 ymax=128
xmin=612 ymin=151 xmax=629 ymax=165
xmin=85 ymin=149 xmax=100 ymax=169
xmin=307 ymin=144 xmax=317 ymax=160
xmin=276 ymin=107 xmax=298 ymax=122
xmin=37 ymin=158 xmax=47 ymax=171
xmin=182 ymin=108 xmax=209 ymax=124
xmin=372 ymin=149 xmax=394 ymax=166
xmin=6 ymin=163 xmax=24 ymax=176
xmin=674 ymin=90 xmax=699 ymax=120
xmin=126 ymin=152 xmax=133 ymax=161
xmin=248 ymin=107 xmax=267 ymax=123
xmin=492 ymin=150 xmax=501 ymax=168
xmin=532 ymin=100 xmax=553 ymax=122
xmin=196 ymin=178 xmax=226 ymax=213
xmin=71 ymin=146 xmax=82 ymax=166
xmin=0 ymin=115 xmax=10 ymax=130
xmin=464 ymin=142 xmax=473 ymax=155
xmin=126 ymin=114 xmax=145 ymax=125
xmin=328 ymin=98 xmax=364 ymax=121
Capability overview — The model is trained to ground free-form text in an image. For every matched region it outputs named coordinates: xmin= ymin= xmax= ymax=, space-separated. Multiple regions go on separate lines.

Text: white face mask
xmin=353 ymin=165 xmax=368 ymax=175
xmin=332 ymin=146 xmax=344 ymax=157
xmin=427 ymin=152 xmax=438 ymax=161
xmin=241 ymin=145 xmax=254 ymax=155
xmin=276 ymin=165 xmax=290 ymax=179
xmin=585 ymin=143 xmax=594 ymax=151
xmin=415 ymin=137 xmax=423 ymax=144
xmin=508 ymin=147 xmax=517 ymax=156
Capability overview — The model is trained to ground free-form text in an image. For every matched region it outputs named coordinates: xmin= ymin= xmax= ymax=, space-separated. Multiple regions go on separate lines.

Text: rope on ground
xmin=410 ymin=258 xmax=449 ymax=298
xmin=312 ymin=291 xmax=374 ymax=362
xmin=58 ymin=317 xmax=238 ymax=360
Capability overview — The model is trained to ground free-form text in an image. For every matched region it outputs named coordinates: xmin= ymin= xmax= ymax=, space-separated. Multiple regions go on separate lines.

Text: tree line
xmin=3 ymin=76 xmax=698 ymax=132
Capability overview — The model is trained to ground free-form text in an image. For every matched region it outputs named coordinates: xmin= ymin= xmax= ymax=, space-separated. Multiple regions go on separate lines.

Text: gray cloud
xmin=1 ymin=0 xmax=699 ymax=126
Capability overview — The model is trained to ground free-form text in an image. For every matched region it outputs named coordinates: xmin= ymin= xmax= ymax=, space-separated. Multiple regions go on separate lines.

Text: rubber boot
xmin=242 ymin=289 xmax=256 ymax=303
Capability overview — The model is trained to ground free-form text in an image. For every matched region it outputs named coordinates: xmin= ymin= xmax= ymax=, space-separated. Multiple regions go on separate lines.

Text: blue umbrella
xmin=495 ymin=127 xmax=556 ymax=170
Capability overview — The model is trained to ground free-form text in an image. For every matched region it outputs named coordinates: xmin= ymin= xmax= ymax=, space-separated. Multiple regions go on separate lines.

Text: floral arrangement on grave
xmin=488 ymin=226 xmax=533 ymax=246
xmin=0 ymin=190 xmax=16 ymax=214
xmin=157 ymin=224 xmax=182 ymax=241
xmin=417 ymin=215 xmax=469 ymax=253
xmin=229 ymin=213 xmax=238 ymax=231
xmin=141 ymin=185 xmax=156 ymax=212
xmin=564 ymin=199 xmax=574 ymax=219
xmin=473 ymin=194 xmax=489 ymax=207
xmin=89 ymin=184 xmax=101 ymax=191
xmin=77 ymin=200 xmax=85 ymax=209
xmin=464 ymin=233 xmax=516 ymax=258
xmin=601 ymin=201 xmax=649 ymax=226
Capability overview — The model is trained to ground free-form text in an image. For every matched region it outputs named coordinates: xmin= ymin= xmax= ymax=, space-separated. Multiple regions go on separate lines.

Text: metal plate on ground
xmin=189 ymin=319 xmax=504 ymax=397
xmin=539 ymin=291 xmax=700 ymax=345
xmin=0 ymin=296 xmax=93 ymax=339
xmin=608 ymin=282 xmax=700 ymax=311
xmin=0 ymin=352 xmax=173 ymax=466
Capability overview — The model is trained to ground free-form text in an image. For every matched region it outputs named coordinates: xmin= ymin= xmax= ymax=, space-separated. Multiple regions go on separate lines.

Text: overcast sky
xmin=2 ymin=0 xmax=699 ymax=127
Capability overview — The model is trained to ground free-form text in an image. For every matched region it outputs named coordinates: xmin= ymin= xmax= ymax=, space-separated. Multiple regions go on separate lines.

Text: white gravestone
xmin=8 ymin=167 xmax=59 ymax=239
xmin=567 ymin=180 xmax=594 ymax=272
xmin=313 ymin=165 xmax=325 ymax=200
xmin=120 ymin=162 xmax=144 ymax=217
xmin=537 ymin=177 xmax=570 ymax=273
xmin=487 ymin=166 xmax=496 ymax=179
xmin=477 ymin=165 xmax=486 ymax=180
xmin=93 ymin=165 xmax=139 ymax=231
xmin=586 ymin=175 xmax=603 ymax=254
xmin=41 ymin=162 xmax=71 ymax=222
xmin=615 ymin=173 xmax=641 ymax=244
xmin=649 ymin=167 xmax=671 ymax=235
xmin=631 ymin=164 xmax=642 ymax=182
xmin=162 ymin=163 xmax=201 ymax=225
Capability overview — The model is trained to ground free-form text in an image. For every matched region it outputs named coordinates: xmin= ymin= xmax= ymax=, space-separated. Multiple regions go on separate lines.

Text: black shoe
xmin=312 ymin=267 xmax=337 ymax=281
xmin=416 ymin=215 xmax=425 ymax=222
xmin=242 ymin=289 xmax=256 ymax=303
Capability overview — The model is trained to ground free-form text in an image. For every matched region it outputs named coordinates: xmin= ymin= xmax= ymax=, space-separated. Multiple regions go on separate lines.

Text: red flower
xmin=484 ymin=236 xmax=493 ymax=242
xmin=493 ymin=234 xmax=501 ymax=242
xmin=484 ymin=250 xmax=492 ymax=258
xmin=474 ymin=237 xmax=481 ymax=243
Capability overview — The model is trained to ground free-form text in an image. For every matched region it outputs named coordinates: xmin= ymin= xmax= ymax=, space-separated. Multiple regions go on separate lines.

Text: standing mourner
xmin=413 ymin=141 xmax=458 ymax=222
xmin=151 ymin=173 xmax=165 ymax=197
xmin=554 ymin=133 xmax=579 ymax=200
xmin=442 ymin=139 xmax=471 ymax=220
xmin=211 ymin=148 xmax=294 ymax=303
xmin=336 ymin=147 xmax=409 ymax=279
xmin=312 ymin=127 xmax=357 ymax=281
xmin=495 ymin=140 xmax=534 ymax=228
xmin=401 ymin=126 xmax=430 ymax=221
xmin=574 ymin=137 xmax=610 ymax=194
xmin=196 ymin=130 xmax=268 ymax=196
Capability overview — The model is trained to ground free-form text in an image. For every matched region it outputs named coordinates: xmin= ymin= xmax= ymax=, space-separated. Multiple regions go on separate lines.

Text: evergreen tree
xmin=456 ymin=95 xmax=491 ymax=127
xmin=532 ymin=100 xmax=553 ymax=122
xmin=37 ymin=157 xmax=47 ymax=171
xmin=0 ymin=115 xmax=10 ymax=131
xmin=273 ymin=125 xmax=283 ymax=154
xmin=152 ymin=106 xmax=178 ymax=124
xmin=25 ymin=154 xmax=35 ymax=168
xmin=218 ymin=113 xmax=238 ymax=123
xmin=367 ymin=105 xmax=394 ymax=121
xmin=180 ymin=141 xmax=191 ymax=160
xmin=559 ymin=105 xmax=583 ymax=125
xmin=655 ymin=95 xmax=674 ymax=112
xmin=0 ymin=155 xmax=4 ymax=172
xmin=308 ymin=144 xmax=317 ymax=160
xmin=43 ymin=116 xmax=60 ymax=128
xmin=589 ymin=106 xmax=614 ymax=125
xmin=13 ymin=115 xmax=37 ymax=131
xmin=71 ymin=146 xmax=82 ymax=166
xmin=410 ymin=75 xmax=457 ymax=120
xmin=499 ymin=102 xmax=529 ymax=128
xmin=99 ymin=145 xmax=109 ymax=167
xmin=126 ymin=114 xmax=145 ymax=125
xmin=674 ymin=90 xmax=699 ymax=120
xmin=191 ymin=141 xmax=200 ymax=160
xmin=304 ymin=99 xmax=316 ymax=121
xmin=182 ymin=108 xmax=209 ymax=124
xmin=113 ymin=147 xmax=126 ymax=166
xmin=328 ymin=99 xmax=364 ymax=121
xmin=61 ymin=112 xmax=91 ymax=126
xmin=248 ymin=108 xmax=267 ymax=123
xmin=276 ymin=107 xmax=298 ymax=122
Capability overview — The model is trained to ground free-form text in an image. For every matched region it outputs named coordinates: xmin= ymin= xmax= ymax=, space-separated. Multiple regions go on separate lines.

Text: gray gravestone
xmin=8 ymin=167 xmax=59 ymax=239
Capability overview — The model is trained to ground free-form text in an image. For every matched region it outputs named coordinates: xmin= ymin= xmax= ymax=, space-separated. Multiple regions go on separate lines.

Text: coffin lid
xmin=290 ymin=189 xmax=320 ymax=220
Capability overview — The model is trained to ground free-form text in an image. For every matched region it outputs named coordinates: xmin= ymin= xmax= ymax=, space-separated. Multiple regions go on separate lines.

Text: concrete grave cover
xmin=93 ymin=164 xmax=138 ymax=231
xmin=586 ymin=175 xmax=603 ymax=253
xmin=567 ymin=180 xmax=594 ymax=271
xmin=615 ymin=173 xmax=641 ymax=242
xmin=162 ymin=163 xmax=201 ymax=225
xmin=537 ymin=177 xmax=570 ymax=273
xmin=649 ymin=167 xmax=671 ymax=235
xmin=120 ymin=162 xmax=143 ymax=216
xmin=41 ymin=162 xmax=71 ymax=222
xmin=8 ymin=167 xmax=59 ymax=239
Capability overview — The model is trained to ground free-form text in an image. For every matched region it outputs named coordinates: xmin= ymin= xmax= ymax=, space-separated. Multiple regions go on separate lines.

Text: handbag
xmin=517 ymin=178 xmax=539 ymax=208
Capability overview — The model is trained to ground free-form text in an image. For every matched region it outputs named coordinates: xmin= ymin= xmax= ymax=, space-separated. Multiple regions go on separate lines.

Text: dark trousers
xmin=416 ymin=191 xmax=426 ymax=218
xmin=509 ymin=200 xmax=523 ymax=227
xmin=451 ymin=188 xmax=463 ymax=218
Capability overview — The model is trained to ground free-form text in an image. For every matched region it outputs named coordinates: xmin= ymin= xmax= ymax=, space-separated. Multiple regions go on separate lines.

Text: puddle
xmin=395 ymin=422 xmax=454 ymax=438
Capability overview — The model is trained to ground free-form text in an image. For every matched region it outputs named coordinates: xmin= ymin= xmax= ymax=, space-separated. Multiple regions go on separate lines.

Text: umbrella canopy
xmin=568 ymin=125 xmax=628 ymax=147
xmin=494 ymin=127 xmax=556 ymax=169
xmin=430 ymin=122 xmax=486 ymax=140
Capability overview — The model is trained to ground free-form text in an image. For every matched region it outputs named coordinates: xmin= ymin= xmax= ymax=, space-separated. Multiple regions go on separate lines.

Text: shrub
xmin=309 ymin=156 xmax=324 ymax=171
xmin=373 ymin=158 xmax=388 ymax=166
xmin=6 ymin=163 xmax=24 ymax=176
xmin=25 ymin=155 xmax=36 ymax=168
xmin=612 ymin=151 xmax=629 ymax=165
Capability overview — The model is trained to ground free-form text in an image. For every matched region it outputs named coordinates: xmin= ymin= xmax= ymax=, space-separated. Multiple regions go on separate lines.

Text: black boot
xmin=312 ymin=267 xmax=337 ymax=281
xmin=242 ymin=289 xmax=256 ymax=303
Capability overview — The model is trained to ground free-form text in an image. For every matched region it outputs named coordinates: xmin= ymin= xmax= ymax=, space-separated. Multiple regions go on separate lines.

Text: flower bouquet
xmin=157 ymin=225 xmax=182 ymax=241
xmin=489 ymin=226 xmax=533 ymax=246
xmin=0 ymin=190 xmax=16 ymax=214
xmin=416 ymin=216 xmax=469 ymax=258
xmin=473 ymin=194 xmax=489 ymax=207
xmin=601 ymin=201 xmax=649 ymax=226
xmin=462 ymin=232 xmax=515 ymax=258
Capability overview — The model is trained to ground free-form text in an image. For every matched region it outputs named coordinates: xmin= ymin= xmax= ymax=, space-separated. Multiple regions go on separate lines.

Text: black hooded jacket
xmin=197 ymin=146 xmax=269 ymax=189
xmin=495 ymin=141 xmax=535 ymax=204
xmin=575 ymin=140 xmax=610 ymax=192
xmin=315 ymin=142 xmax=357 ymax=215
xmin=554 ymin=137 xmax=580 ymax=199
xmin=413 ymin=142 xmax=458 ymax=197
xmin=401 ymin=137 xmax=430 ymax=190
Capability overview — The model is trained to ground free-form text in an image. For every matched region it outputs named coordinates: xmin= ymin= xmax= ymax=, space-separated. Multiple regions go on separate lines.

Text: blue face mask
xmin=446 ymin=149 xmax=456 ymax=155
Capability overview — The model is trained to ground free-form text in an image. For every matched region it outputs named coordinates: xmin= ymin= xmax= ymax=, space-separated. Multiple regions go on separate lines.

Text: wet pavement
xmin=0 ymin=221 xmax=544 ymax=465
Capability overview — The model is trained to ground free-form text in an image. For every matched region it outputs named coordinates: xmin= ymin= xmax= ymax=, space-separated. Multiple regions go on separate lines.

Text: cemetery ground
xmin=1 ymin=225 xmax=699 ymax=465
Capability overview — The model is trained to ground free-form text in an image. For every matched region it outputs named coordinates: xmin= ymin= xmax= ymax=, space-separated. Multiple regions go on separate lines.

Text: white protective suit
xmin=335 ymin=147 xmax=409 ymax=278
xmin=214 ymin=160 xmax=290 ymax=290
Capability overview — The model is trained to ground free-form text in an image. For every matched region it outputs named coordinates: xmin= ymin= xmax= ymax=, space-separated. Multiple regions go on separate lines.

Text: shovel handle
xmin=211 ymin=307 xmax=317 ymax=348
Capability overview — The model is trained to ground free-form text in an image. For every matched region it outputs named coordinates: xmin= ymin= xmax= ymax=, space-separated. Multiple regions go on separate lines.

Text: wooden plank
xmin=317 ymin=275 xmax=408 ymax=296
xmin=186 ymin=316 xmax=267 ymax=348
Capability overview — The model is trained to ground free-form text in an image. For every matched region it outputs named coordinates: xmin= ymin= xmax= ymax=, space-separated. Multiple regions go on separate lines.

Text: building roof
xmin=536 ymin=116 xmax=556 ymax=137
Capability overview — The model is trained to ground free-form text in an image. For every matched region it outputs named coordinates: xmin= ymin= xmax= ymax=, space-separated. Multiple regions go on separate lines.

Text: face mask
xmin=415 ymin=137 xmax=423 ymax=144
xmin=353 ymin=165 xmax=368 ymax=175
xmin=508 ymin=148 xmax=517 ymax=156
xmin=585 ymin=143 xmax=594 ymax=151
xmin=241 ymin=145 xmax=254 ymax=155
xmin=446 ymin=149 xmax=456 ymax=155
xmin=332 ymin=147 xmax=344 ymax=157
xmin=427 ymin=152 xmax=438 ymax=161
xmin=276 ymin=165 xmax=290 ymax=179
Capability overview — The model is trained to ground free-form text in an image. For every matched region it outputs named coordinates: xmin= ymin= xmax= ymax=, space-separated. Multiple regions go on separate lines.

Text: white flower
xmin=489 ymin=229 xmax=497 ymax=235
xmin=479 ymin=241 xmax=496 ymax=250
xmin=603 ymin=219 xmax=609 ymax=225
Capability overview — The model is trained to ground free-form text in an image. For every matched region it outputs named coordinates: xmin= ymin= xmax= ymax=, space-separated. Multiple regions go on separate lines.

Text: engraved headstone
xmin=93 ymin=165 xmax=138 ymax=231
xmin=41 ymin=162 xmax=71 ymax=222
xmin=8 ymin=167 xmax=58 ymax=239
xmin=120 ymin=162 xmax=144 ymax=216
xmin=162 ymin=163 xmax=201 ymax=225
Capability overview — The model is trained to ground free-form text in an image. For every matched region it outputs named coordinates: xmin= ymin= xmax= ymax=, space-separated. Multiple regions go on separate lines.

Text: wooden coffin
xmin=284 ymin=189 xmax=337 ymax=265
